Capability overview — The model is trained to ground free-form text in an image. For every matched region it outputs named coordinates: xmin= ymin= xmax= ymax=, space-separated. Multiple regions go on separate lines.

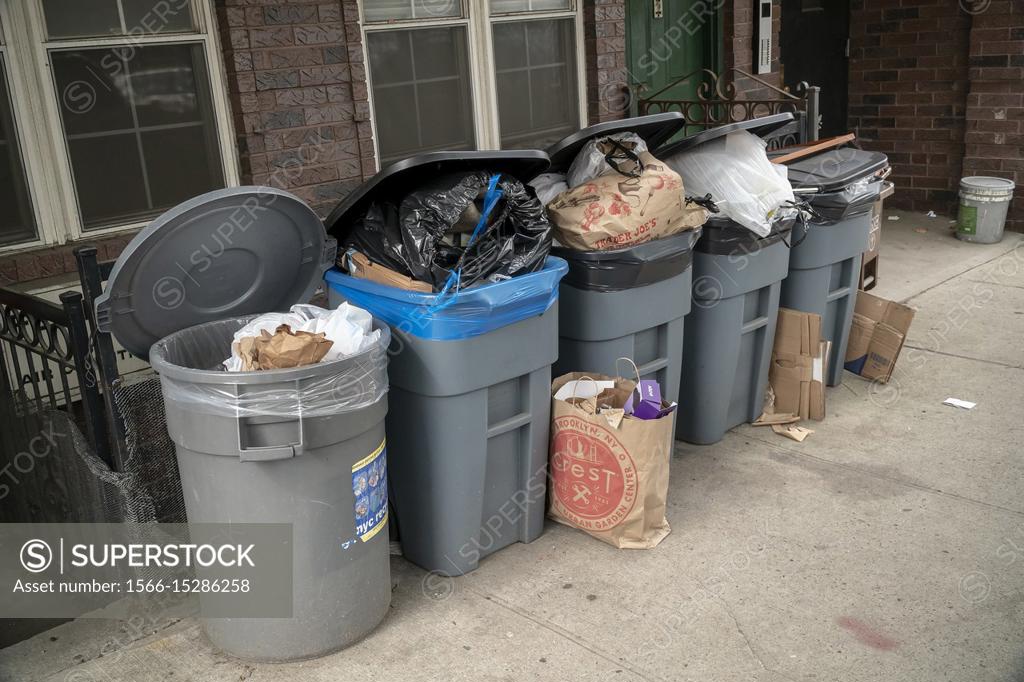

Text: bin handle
xmin=236 ymin=403 xmax=306 ymax=462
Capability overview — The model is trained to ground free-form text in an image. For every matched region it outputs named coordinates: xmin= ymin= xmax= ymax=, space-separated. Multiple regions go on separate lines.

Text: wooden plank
xmin=770 ymin=133 xmax=857 ymax=164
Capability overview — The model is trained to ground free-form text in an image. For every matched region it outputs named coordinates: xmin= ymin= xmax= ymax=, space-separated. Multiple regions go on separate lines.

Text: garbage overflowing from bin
xmin=658 ymin=114 xmax=800 ymax=445
xmin=324 ymin=151 xmax=565 ymax=576
xmin=80 ymin=112 xmax=925 ymax=664
xmin=529 ymin=113 xmax=710 ymax=407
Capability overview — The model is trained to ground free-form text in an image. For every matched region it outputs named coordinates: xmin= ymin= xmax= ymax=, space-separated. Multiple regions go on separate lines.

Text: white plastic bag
xmin=662 ymin=130 xmax=794 ymax=237
xmin=529 ymin=172 xmax=569 ymax=206
xmin=567 ymin=132 xmax=649 ymax=188
xmin=223 ymin=303 xmax=381 ymax=371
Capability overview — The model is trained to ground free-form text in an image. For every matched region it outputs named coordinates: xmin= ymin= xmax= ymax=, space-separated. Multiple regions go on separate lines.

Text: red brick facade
xmin=214 ymin=0 xmax=374 ymax=220
xmin=584 ymin=0 xmax=628 ymax=123
xmin=962 ymin=0 xmax=1024 ymax=233
xmin=723 ymin=0 xmax=783 ymax=91
xmin=848 ymin=0 xmax=1023 ymax=230
xmin=3 ymin=1 xmax=1017 ymax=288
xmin=848 ymin=1 xmax=972 ymax=216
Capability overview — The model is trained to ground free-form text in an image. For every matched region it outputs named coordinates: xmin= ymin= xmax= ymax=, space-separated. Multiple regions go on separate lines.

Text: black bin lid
xmin=544 ymin=112 xmax=687 ymax=174
xmin=95 ymin=187 xmax=335 ymax=359
xmin=784 ymin=149 xmax=889 ymax=192
xmin=324 ymin=150 xmax=550 ymax=240
xmin=655 ymin=112 xmax=795 ymax=158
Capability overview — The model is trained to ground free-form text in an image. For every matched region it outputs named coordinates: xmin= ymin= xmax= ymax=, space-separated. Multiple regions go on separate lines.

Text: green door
xmin=626 ymin=0 xmax=721 ymax=114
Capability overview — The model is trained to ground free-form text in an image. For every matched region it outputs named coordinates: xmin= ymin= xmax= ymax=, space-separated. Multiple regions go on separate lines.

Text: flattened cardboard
xmin=770 ymin=308 xmax=828 ymax=422
xmin=345 ymin=250 xmax=433 ymax=293
xmin=843 ymin=290 xmax=915 ymax=383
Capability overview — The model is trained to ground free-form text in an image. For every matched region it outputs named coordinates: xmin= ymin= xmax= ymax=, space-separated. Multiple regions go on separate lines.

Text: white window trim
xmin=0 ymin=0 xmax=238 ymax=255
xmin=360 ymin=0 xmax=587 ymax=169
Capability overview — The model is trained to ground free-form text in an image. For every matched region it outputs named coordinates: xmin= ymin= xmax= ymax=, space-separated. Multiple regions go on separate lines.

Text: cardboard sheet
xmin=770 ymin=308 xmax=829 ymax=422
xmin=844 ymin=291 xmax=915 ymax=383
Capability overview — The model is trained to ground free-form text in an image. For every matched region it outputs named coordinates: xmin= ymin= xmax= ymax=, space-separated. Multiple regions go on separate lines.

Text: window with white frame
xmin=362 ymin=0 xmax=584 ymax=167
xmin=0 ymin=17 xmax=38 ymax=247
xmin=0 ymin=0 xmax=236 ymax=252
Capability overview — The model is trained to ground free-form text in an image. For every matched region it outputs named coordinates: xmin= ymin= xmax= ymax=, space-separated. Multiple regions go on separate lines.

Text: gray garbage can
xmin=780 ymin=149 xmax=889 ymax=386
xmin=656 ymin=114 xmax=797 ymax=445
xmin=675 ymin=218 xmax=792 ymax=444
xmin=95 ymin=187 xmax=393 ymax=661
xmin=540 ymin=112 xmax=699 ymax=404
xmin=324 ymin=152 xmax=567 ymax=576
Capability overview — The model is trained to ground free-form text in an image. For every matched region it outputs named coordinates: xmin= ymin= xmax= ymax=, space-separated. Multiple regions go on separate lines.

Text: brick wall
xmin=584 ymin=0 xmax=628 ymax=123
xmin=723 ymin=0 xmax=783 ymax=94
xmin=848 ymin=1 xmax=972 ymax=215
xmin=214 ymin=0 xmax=374 ymax=219
xmin=962 ymin=0 xmax=1024 ymax=233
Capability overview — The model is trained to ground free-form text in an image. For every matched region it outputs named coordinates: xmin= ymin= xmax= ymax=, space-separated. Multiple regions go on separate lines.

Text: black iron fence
xmin=637 ymin=68 xmax=820 ymax=146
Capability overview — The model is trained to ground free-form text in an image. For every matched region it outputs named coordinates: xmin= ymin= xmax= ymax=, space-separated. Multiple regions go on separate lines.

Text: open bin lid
xmin=544 ymin=112 xmax=687 ymax=174
xmin=655 ymin=113 xmax=795 ymax=158
xmin=784 ymin=149 xmax=889 ymax=192
xmin=95 ymin=186 xmax=336 ymax=359
xmin=324 ymin=150 xmax=550 ymax=241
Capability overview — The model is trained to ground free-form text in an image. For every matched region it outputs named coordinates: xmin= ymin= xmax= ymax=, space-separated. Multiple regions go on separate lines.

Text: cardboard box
xmin=770 ymin=308 xmax=830 ymax=421
xmin=843 ymin=290 xmax=915 ymax=383
xmin=345 ymin=250 xmax=432 ymax=293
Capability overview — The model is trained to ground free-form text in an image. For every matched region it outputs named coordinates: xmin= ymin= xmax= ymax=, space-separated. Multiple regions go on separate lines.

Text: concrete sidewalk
xmin=3 ymin=212 xmax=1023 ymax=682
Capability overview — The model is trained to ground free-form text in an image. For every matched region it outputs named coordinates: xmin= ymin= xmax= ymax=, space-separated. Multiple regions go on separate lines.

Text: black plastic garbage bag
xmin=344 ymin=171 xmax=552 ymax=292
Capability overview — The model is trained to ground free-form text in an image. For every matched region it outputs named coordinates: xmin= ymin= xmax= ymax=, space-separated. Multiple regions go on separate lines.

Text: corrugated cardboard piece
xmin=344 ymin=250 xmax=433 ymax=293
xmin=844 ymin=291 xmax=915 ymax=383
xmin=769 ymin=308 xmax=830 ymax=422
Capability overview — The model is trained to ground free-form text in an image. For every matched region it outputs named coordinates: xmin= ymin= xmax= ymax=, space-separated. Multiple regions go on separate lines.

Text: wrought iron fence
xmin=0 ymin=286 xmax=109 ymax=465
xmin=637 ymin=68 xmax=820 ymax=147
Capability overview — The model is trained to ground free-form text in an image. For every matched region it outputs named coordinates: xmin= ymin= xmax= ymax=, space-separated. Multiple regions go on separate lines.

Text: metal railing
xmin=0 ymin=286 xmax=110 ymax=465
xmin=637 ymin=68 xmax=821 ymax=146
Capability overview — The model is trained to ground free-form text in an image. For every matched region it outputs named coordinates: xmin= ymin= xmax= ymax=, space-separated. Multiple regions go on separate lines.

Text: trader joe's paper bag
xmin=548 ymin=372 xmax=673 ymax=549
xmin=547 ymin=149 xmax=706 ymax=251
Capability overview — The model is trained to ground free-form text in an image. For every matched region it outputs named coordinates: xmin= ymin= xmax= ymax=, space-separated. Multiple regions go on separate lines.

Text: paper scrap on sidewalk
xmin=942 ymin=397 xmax=977 ymax=410
xmin=887 ymin=215 xmax=900 ymax=221
xmin=771 ymin=424 xmax=814 ymax=442
xmin=926 ymin=210 xmax=937 ymax=218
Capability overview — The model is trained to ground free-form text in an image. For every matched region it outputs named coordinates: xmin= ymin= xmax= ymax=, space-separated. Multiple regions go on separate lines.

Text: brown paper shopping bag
xmin=548 ymin=372 xmax=674 ymax=549
xmin=546 ymin=148 xmax=706 ymax=251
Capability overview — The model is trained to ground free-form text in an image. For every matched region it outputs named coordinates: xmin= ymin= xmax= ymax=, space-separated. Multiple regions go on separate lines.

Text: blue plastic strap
xmin=432 ymin=174 xmax=503 ymax=311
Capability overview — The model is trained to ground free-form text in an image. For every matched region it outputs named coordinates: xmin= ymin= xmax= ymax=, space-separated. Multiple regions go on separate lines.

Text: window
xmin=367 ymin=26 xmax=476 ymax=165
xmin=362 ymin=0 xmax=584 ymax=166
xmin=0 ymin=31 xmax=38 ymax=246
xmin=0 ymin=0 xmax=236 ymax=252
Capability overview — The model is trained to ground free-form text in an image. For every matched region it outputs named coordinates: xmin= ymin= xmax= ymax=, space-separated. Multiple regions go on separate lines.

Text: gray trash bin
xmin=657 ymin=115 xmax=798 ymax=445
xmin=95 ymin=187 xmax=393 ymax=661
xmin=324 ymin=152 xmax=567 ymax=576
xmin=675 ymin=218 xmax=792 ymax=444
xmin=542 ymin=113 xmax=700 ymax=405
xmin=780 ymin=149 xmax=889 ymax=386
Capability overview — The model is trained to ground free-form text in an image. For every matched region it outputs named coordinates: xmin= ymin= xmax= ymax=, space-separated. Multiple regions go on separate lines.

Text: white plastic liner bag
xmin=662 ymin=130 xmax=794 ymax=237
xmin=529 ymin=172 xmax=569 ymax=206
xmin=566 ymin=132 xmax=649 ymax=188
xmin=223 ymin=303 xmax=381 ymax=372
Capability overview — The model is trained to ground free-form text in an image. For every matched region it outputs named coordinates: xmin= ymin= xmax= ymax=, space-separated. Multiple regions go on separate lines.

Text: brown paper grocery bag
xmin=548 ymin=372 xmax=673 ymax=549
xmin=547 ymin=150 xmax=706 ymax=251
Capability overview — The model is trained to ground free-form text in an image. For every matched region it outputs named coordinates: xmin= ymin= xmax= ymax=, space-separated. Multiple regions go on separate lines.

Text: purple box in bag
xmin=624 ymin=379 xmax=676 ymax=420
